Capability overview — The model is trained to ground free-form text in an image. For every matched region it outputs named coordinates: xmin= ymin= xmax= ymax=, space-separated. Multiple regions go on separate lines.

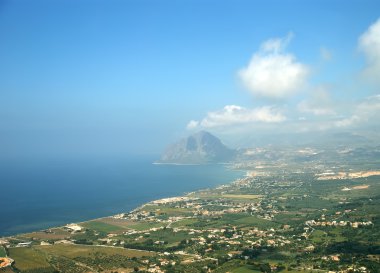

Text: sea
xmin=0 ymin=155 xmax=242 ymax=237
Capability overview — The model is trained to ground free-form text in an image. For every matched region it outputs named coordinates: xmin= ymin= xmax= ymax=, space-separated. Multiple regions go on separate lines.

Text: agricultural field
xmin=232 ymin=266 xmax=261 ymax=273
xmin=8 ymin=244 xmax=155 ymax=273
xmin=37 ymin=244 xmax=154 ymax=258
xmin=7 ymin=247 xmax=53 ymax=272
xmin=82 ymin=221 xmax=125 ymax=233
xmin=22 ymin=229 xmax=71 ymax=241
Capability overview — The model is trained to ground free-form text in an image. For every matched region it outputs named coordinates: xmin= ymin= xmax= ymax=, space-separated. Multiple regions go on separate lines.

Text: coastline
xmin=2 ymin=162 xmax=379 ymax=272
xmin=1 ymin=163 xmax=242 ymax=239
xmin=1 ymin=180 xmax=235 ymax=240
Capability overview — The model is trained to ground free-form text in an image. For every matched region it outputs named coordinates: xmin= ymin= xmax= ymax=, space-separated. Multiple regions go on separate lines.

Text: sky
xmin=1 ymin=0 xmax=380 ymax=157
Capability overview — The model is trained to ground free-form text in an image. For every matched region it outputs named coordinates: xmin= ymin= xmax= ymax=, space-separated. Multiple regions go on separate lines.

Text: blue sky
xmin=1 ymin=0 xmax=380 ymax=157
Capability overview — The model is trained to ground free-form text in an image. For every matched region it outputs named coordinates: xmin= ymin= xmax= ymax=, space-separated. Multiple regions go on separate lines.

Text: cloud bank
xmin=297 ymin=87 xmax=335 ymax=116
xmin=187 ymin=105 xmax=285 ymax=129
xmin=335 ymin=94 xmax=380 ymax=128
xmin=238 ymin=34 xmax=309 ymax=99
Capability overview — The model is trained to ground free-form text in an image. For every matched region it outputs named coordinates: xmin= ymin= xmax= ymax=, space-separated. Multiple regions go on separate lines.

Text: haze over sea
xmin=0 ymin=156 xmax=241 ymax=237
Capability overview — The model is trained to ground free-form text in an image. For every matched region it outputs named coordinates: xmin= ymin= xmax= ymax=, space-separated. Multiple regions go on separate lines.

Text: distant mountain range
xmin=158 ymin=131 xmax=235 ymax=164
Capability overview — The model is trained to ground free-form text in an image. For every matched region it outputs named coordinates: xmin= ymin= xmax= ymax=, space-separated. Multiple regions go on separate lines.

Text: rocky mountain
xmin=158 ymin=131 xmax=235 ymax=164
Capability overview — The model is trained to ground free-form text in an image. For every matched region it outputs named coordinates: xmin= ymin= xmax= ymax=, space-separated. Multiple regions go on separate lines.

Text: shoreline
xmin=1 ymin=188 xmax=223 ymax=240
xmin=1 ymin=165 xmax=242 ymax=239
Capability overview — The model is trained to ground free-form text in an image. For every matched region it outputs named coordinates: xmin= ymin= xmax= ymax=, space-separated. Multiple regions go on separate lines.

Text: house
xmin=65 ymin=223 xmax=83 ymax=232
xmin=16 ymin=242 xmax=32 ymax=247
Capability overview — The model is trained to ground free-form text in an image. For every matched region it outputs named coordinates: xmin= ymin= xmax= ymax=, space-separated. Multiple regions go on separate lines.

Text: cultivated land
xmin=1 ymin=145 xmax=379 ymax=273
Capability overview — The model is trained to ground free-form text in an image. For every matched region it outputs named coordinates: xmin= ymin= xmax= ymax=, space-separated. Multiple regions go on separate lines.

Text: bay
xmin=0 ymin=156 xmax=241 ymax=237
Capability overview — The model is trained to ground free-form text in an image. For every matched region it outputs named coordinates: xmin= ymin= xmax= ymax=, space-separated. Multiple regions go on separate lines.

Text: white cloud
xmin=297 ymin=87 xmax=335 ymax=116
xmin=335 ymin=115 xmax=361 ymax=128
xmin=294 ymin=94 xmax=380 ymax=131
xmin=298 ymin=101 xmax=334 ymax=116
xmin=238 ymin=34 xmax=309 ymax=99
xmin=291 ymin=94 xmax=380 ymax=132
xmin=186 ymin=120 xmax=199 ymax=130
xmin=359 ymin=18 xmax=380 ymax=85
xmin=186 ymin=95 xmax=380 ymax=137
xmin=188 ymin=105 xmax=286 ymax=129
xmin=260 ymin=32 xmax=293 ymax=53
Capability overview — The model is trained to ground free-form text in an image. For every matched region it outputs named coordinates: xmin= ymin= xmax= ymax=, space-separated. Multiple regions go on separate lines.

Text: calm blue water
xmin=0 ymin=156 xmax=241 ymax=237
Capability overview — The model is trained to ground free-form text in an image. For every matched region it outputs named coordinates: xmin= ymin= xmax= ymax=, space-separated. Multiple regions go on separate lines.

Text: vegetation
xmin=0 ymin=246 xmax=6 ymax=257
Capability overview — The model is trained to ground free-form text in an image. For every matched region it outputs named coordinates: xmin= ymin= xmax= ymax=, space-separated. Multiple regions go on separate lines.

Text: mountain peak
xmin=159 ymin=131 xmax=235 ymax=164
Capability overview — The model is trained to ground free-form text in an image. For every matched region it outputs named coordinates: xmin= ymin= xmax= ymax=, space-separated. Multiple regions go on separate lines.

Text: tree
xmin=260 ymin=263 xmax=271 ymax=273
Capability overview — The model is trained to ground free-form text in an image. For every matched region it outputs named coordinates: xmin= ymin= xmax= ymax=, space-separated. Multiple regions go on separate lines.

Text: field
xmin=171 ymin=218 xmax=198 ymax=228
xmin=23 ymin=229 xmax=71 ymax=240
xmin=96 ymin=217 xmax=145 ymax=228
xmin=37 ymin=244 xmax=154 ymax=258
xmin=126 ymin=221 xmax=164 ymax=231
xmin=7 ymin=247 xmax=53 ymax=272
xmin=178 ymin=213 xmax=280 ymax=229
xmin=231 ymin=266 xmax=262 ymax=273
xmin=92 ymin=217 xmax=165 ymax=231
xmin=220 ymin=194 xmax=263 ymax=199
xmin=82 ymin=221 xmax=124 ymax=233
xmin=143 ymin=205 xmax=194 ymax=216
xmin=235 ymin=216 xmax=281 ymax=229
xmin=8 ymin=244 xmax=155 ymax=273
xmin=194 ymin=193 xmax=262 ymax=201
xmin=0 ymin=246 xmax=6 ymax=257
